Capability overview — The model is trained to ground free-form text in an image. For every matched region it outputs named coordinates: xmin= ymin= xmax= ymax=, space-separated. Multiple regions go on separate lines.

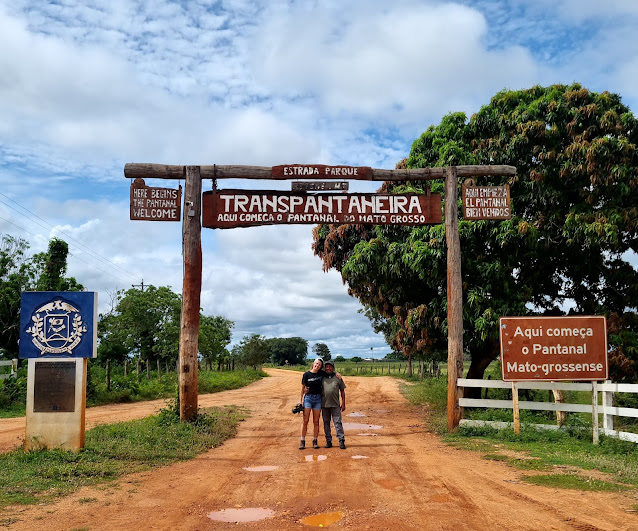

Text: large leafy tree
xmin=0 ymin=235 xmax=83 ymax=358
xmin=266 ymin=336 xmax=308 ymax=365
xmin=236 ymin=334 xmax=269 ymax=369
xmin=106 ymin=285 xmax=182 ymax=367
xmin=0 ymin=236 xmax=37 ymax=357
xmin=33 ymin=238 xmax=83 ymax=292
xmin=312 ymin=342 xmax=331 ymax=361
xmin=199 ymin=315 xmax=234 ymax=370
xmin=314 ymin=84 xmax=638 ymax=384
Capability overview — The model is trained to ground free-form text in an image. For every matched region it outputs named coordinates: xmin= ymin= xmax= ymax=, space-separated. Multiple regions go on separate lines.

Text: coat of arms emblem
xmin=25 ymin=299 xmax=87 ymax=355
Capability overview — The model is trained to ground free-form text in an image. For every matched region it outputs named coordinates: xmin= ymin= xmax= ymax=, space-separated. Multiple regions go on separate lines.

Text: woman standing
xmin=299 ymin=358 xmax=324 ymax=449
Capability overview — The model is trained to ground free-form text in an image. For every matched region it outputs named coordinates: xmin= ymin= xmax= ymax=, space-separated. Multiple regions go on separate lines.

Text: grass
xmin=0 ymin=366 xmax=265 ymax=418
xmin=400 ymin=372 xmax=638 ymax=494
xmin=0 ymin=404 xmax=247 ymax=509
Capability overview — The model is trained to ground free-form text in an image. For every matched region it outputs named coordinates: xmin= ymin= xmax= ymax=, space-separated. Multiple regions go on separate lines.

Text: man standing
xmin=321 ymin=360 xmax=347 ymax=449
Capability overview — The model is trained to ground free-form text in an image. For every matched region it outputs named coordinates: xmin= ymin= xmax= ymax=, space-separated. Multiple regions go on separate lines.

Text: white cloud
xmin=1 ymin=0 xmax=637 ymax=358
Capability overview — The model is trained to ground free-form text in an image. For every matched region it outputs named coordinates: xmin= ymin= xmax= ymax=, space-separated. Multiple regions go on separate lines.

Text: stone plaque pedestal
xmin=25 ymin=358 xmax=87 ymax=451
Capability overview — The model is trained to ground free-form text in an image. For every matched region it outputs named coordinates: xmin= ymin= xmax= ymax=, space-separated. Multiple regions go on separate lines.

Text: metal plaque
xmin=33 ymin=361 xmax=76 ymax=412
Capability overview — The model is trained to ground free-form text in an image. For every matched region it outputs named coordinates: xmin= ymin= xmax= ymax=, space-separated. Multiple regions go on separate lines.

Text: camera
xmin=292 ymin=403 xmax=304 ymax=414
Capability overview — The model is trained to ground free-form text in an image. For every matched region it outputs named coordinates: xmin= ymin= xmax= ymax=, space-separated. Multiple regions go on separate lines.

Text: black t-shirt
xmin=302 ymin=370 xmax=324 ymax=395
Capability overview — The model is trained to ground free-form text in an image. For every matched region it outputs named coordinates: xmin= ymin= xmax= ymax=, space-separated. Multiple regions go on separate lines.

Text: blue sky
xmin=1 ymin=0 xmax=637 ymax=358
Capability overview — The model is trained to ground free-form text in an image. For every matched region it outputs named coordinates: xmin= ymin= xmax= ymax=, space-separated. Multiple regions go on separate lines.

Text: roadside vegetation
xmin=0 ymin=403 xmax=247 ymax=508
xmin=400 ymin=363 xmax=638 ymax=494
xmin=0 ymin=364 xmax=265 ymax=418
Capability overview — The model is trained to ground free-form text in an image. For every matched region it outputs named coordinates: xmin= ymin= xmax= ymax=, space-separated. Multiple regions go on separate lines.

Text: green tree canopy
xmin=312 ymin=342 xmax=331 ymax=361
xmin=0 ymin=235 xmax=83 ymax=358
xmin=266 ymin=336 xmax=308 ymax=365
xmin=104 ymin=285 xmax=182 ymax=365
xmin=199 ymin=315 xmax=234 ymax=368
xmin=236 ymin=334 xmax=269 ymax=369
xmin=314 ymin=83 xmax=638 ymax=383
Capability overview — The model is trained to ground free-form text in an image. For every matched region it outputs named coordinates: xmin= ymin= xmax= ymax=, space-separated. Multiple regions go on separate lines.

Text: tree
xmin=34 ymin=238 xmax=83 ymax=292
xmin=107 ymin=285 xmax=182 ymax=369
xmin=350 ymin=356 xmax=363 ymax=363
xmin=0 ymin=235 xmax=83 ymax=358
xmin=236 ymin=334 xmax=269 ymax=369
xmin=312 ymin=342 xmax=331 ymax=361
xmin=0 ymin=235 xmax=37 ymax=357
xmin=314 ymin=83 xmax=638 ymax=385
xmin=199 ymin=315 xmax=234 ymax=370
xmin=266 ymin=337 xmax=308 ymax=365
xmin=334 ymin=355 xmax=346 ymax=363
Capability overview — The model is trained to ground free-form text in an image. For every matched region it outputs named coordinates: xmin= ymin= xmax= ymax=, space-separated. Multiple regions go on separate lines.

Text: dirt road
xmin=2 ymin=369 xmax=637 ymax=530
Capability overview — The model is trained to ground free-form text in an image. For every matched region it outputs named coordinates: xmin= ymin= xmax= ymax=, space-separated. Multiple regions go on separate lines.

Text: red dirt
xmin=1 ymin=368 xmax=637 ymax=530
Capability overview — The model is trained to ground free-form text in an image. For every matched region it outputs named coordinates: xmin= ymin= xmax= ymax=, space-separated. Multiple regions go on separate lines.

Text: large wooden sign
xmin=462 ymin=184 xmax=510 ymax=220
xmin=202 ymin=190 xmax=442 ymax=229
xmin=500 ymin=316 xmax=608 ymax=381
xmin=130 ymin=178 xmax=181 ymax=221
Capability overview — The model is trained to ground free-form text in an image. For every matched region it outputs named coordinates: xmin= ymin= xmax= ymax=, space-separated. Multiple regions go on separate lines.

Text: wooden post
xmin=512 ymin=382 xmax=521 ymax=435
xmin=592 ymin=381 xmax=599 ymax=445
xmin=446 ymin=166 xmax=464 ymax=430
xmin=179 ymin=165 xmax=202 ymax=421
xmin=602 ymin=380 xmax=614 ymax=433
xmin=106 ymin=359 xmax=111 ymax=392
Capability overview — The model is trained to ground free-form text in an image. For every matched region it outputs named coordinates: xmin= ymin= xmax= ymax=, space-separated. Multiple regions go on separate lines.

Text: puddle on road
xmin=342 ymin=422 xmax=383 ymax=431
xmin=351 ymin=455 xmax=369 ymax=459
xmin=300 ymin=511 xmax=344 ymax=527
xmin=208 ymin=508 xmax=275 ymax=523
xmin=243 ymin=466 xmax=279 ymax=472
xmin=305 ymin=454 xmax=327 ymax=462
xmin=346 ymin=411 xmax=366 ymax=417
xmin=375 ymin=479 xmax=403 ymax=490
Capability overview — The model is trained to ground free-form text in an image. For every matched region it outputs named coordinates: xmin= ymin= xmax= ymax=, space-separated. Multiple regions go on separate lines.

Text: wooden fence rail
xmin=0 ymin=359 xmax=18 ymax=380
xmin=458 ymin=378 xmax=638 ymax=444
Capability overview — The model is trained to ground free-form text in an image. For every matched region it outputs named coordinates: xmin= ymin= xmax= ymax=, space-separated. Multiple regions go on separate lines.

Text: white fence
xmin=458 ymin=378 xmax=638 ymax=444
xmin=0 ymin=359 xmax=18 ymax=380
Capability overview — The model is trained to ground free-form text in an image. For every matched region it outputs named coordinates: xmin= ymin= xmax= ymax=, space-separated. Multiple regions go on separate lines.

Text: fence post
xmin=592 ymin=381 xmax=599 ymax=445
xmin=11 ymin=359 xmax=17 ymax=377
xmin=512 ymin=383 xmax=521 ymax=435
xmin=602 ymin=380 xmax=614 ymax=433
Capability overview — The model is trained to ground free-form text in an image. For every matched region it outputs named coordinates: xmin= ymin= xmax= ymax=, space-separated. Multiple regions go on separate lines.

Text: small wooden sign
xmin=292 ymin=181 xmax=349 ymax=192
xmin=130 ymin=178 xmax=181 ymax=221
xmin=462 ymin=184 xmax=511 ymax=220
xmin=272 ymin=164 xmax=372 ymax=180
xmin=500 ymin=316 xmax=608 ymax=381
xmin=202 ymin=190 xmax=442 ymax=229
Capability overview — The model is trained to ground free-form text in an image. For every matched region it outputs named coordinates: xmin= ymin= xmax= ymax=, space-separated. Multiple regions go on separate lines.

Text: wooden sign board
xmin=462 ymin=185 xmax=511 ymax=220
xmin=500 ymin=316 xmax=608 ymax=381
xmin=272 ymin=164 xmax=372 ymax=180
xmin=202 ymin=190 xmax=442 ymax=229
xmin=130 ymin=178 xmax=181 ymax=221
xmin=292 ymin=181 xmax=349 ymax=192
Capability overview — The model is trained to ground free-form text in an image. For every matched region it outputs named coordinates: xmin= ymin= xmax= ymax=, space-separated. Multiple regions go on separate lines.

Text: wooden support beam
xmin=445 ymin=166 xmax=464 ymax=431
xmin=178 ymin=166 xmax=202 ymax=421
xmin=124 ymin=163 xmax=516 ymax=182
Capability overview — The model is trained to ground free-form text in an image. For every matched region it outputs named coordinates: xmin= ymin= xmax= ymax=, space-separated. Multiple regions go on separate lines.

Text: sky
xmin=1 ymin=0 xmax=638 ymax=359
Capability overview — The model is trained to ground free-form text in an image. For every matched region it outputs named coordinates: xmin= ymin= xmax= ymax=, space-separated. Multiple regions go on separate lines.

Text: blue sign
xmin=20 ymin=292 xmax=98 ymax=359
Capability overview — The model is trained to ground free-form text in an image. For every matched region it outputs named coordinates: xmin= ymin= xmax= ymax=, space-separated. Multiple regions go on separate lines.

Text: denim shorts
xmin=304 ymin=394 xmax=322 ymax=410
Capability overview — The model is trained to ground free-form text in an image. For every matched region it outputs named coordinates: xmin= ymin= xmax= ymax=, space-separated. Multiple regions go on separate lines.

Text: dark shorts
xmin=304 ymin=394 xmax=322 ymax=410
